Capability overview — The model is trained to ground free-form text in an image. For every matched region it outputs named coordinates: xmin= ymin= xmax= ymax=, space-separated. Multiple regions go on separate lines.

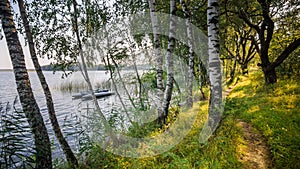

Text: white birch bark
xmin=180 ymin=0 xmax=194 ymax=108
xmin=148 ymin=0 xmax=164 ymax=125
xmin=72 ymin=0 xmax=118 ymax=144
xmin=207 ymin=0 xmax=222 ymax=132
xmin=162 ymin=0 xmax=177 ymax=122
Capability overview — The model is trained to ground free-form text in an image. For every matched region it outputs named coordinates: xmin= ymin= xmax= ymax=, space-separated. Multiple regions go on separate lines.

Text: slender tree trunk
xmin=17 ymin=0 xmax=78 ymax=167
xmin=162 ymin=0 xmax=177 ymax=123
xmin=0 ymin=0 xmax=52 ymax=168
xmin=72 ymin=0 xmax=117 ymax=143
xmin=207 ymin=0 xmax=222 ymax=131
xmin=111 ymin=57 xmax=137 ymax=109
xmin=72 ymin=0 xmax=104 ymax=120
xmin=132 ymin=55 xmax=145 ymax=109
xmin=148 ymin=0 xmax=164 ymax=125
xmin=180 ymin=0 xmax=194 ymax=108
xmin=198 ymin=61 xmax=206 ymax=100
xmin=104 ymin=56 xmax=134 ymax=125
xmin=230 ymin=55 xmax=237 ymax=83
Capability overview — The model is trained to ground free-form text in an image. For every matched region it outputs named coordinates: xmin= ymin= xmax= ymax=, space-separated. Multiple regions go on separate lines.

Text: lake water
xmin=0 ymin=70 xmax=120 ymax=160
xmin=0 ymin=69 xmax=190 ymax=163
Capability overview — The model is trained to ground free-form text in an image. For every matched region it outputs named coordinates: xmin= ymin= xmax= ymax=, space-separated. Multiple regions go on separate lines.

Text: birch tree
xmin=162 ymin=0 xmax=177 ymax=123
xmin=148 ymin=0 xmax=164 ymax=125
xmin=207 ymin=0 xmax=222 ymax=133
xmin=180 ymin=0 xmax=195 ymax=108
xmin=17 ymin=0 xmax=78 ymax=167
xmin=0 ymin=0 xmax=52 ymax=168
xmin=71 ymin=0 xmax=118 ymax=144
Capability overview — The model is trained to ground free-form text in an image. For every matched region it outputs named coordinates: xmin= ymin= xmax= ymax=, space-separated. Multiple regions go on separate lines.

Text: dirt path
xmin=224 ymin=85 xmax=272 ymax=169
xmin=236 ymin=120 xmax=272 ymax=169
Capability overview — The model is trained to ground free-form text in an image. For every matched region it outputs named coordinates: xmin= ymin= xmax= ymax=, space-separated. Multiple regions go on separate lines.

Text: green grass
xmin=227 ymin=70 xmax=300 ymax=168
xmin=77 ymin=100 xmax=242 ymax=169
xmin=60 ymin=69 xmax=299 ymax=169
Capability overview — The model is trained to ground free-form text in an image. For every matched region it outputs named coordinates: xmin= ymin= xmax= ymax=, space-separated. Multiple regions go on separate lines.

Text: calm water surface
xmin=0 ymin=70 xmax=115 ymax=159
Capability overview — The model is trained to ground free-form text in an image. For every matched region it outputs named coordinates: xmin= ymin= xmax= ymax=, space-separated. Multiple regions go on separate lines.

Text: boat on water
xmin=72 ymin=89 xmax=114 ymax=99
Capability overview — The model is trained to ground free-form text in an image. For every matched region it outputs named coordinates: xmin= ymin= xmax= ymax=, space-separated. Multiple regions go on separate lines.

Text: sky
xmin=0 ymin=35 xmax=51 ymax=69
xmin=0 ymin=0 xmax=117 ymax=70
xmin=0 ymin=1 xmax=51 ymax=70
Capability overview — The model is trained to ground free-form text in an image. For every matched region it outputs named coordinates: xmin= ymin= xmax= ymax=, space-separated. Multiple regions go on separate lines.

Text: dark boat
xmin=72 ymin=89 xmax=114 ymax=99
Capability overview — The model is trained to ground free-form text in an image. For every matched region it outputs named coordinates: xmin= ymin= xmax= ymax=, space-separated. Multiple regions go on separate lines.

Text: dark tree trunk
xmin=0 ymin=0 xmax=52 ymax=168
xmin=263 ymin=66 xmax=277 ymax=84
xmin=229 ymin=57 xmax=237 ymax=82
xmin=17 ymin=0 xmax=78 ymax=167
xmin=241 ymin=63 xmax=248 ymax=75
xmin=237 ymin=0 xmax=300 ymax=84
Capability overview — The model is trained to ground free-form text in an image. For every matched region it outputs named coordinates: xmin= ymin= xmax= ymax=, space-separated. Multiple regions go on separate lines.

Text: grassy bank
xmin=226 ymin=70 xmax=300 ymax=168
xmin=65 ymin=69 xmax=299 ymax=169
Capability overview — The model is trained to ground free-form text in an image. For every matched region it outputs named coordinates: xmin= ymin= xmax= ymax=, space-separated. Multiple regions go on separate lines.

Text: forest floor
xmin=75 ymin=69 xmax=300 ymax=169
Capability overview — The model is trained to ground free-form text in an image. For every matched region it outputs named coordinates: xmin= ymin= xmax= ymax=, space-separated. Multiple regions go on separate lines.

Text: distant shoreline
xmin=0 ymin=69 xmax=36 ymax=72
xmin=0 ymin=69 xmax=13 ymax=72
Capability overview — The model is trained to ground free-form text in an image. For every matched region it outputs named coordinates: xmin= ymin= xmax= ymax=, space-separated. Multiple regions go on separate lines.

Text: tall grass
xmin=0 ymin=98 xmax=35 ymax=169
xmin=55 ymin=80 xmax=112 ymax=93
xmin=57 ymin=69 xmax=300 ymax=169
xmin=55 ymin=81 xmax=89 ymax=93
xmin=227 ymin=70 xmax=300 ymax=168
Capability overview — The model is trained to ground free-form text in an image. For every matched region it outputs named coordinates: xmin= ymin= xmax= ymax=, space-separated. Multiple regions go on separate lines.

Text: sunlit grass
xmin=59 ymin=68 xmax=299 ymax=169
xmin=227 ymin=69 xmax=300 ymax=168
xmin=77 ymin=92 xmax=243 ymax=169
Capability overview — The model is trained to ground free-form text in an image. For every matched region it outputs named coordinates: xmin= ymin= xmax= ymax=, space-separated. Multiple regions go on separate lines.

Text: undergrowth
xmin=227 ymin=70 xmax=300 ymax=168
xmin=60 ymin=68 xmax=299 ymax=169
xmin=77 ymin=96 xmax=242 ymax=169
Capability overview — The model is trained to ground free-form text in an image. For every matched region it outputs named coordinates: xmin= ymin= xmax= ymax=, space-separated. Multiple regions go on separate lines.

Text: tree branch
xmin=273 ymin=38 xmax=300 ymax=68
xmin=238 ymin=10 xmax=260 ymax=33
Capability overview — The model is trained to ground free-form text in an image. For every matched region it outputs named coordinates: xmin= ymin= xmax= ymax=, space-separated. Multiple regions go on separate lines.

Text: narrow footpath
xmin=224 ymin=85 xmax=272 ymax=169
xmin=236 ymin=120 xmax=272 ymax=169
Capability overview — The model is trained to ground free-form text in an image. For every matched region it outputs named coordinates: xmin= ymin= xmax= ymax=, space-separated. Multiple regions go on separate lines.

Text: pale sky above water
xmin=0 ymin=33 xmax=51 ymax=70
xmin=0 ymin=1 xmax=51 ymax=70
xmin=0 ymin=1 xmax=116 ymax=70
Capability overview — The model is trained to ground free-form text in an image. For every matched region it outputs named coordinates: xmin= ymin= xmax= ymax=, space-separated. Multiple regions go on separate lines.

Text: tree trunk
xmin=207 ymin=0 xmax=222 ymax=132
xmin=132 ymin=54 xmax=145 ymax=109
xmin=162 ymin=0 xmax=177 ymax=123
xmin=262 ymin=66 xmax=277 ymax=84
xmin=180 ymin=0 xmax=194 ymax=108
xmin=229 ymin=55 xmax=237 ymax=82
xmin=17 ymin=0 xmax=78 ymax=167
xmin=241 ymin=63 xmax=248 ymax=75
xmin=148 ymin=0 xmax=164 ymax=125
xmin=72 ymin=0 xmax=118 ymax=144
xmin=104 ymin=55 xmax=133 ymax=125
xmin=198 ymin=61 xmax=206 ymax=100
xmin=111 ymin=57 xmax=137 ymax=109
xmin=0 ymin=0 xmax=52 ymax=168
